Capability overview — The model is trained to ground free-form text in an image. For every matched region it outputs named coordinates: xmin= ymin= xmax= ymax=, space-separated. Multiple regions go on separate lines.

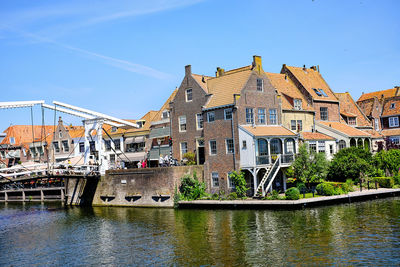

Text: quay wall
xmin=66 ymin=166 xmax=204 ymax=207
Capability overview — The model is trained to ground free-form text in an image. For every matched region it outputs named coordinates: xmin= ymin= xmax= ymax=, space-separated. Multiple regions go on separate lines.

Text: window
xmin=309 ymin=141 xmax=316 ymax=152
xmin=62 ymin=140 xmax=69 ymax=152
xmin=319 ymin=89 xmax=328 ymax=97
xmin=294 ymin=99 xmax=302 ymax=110
xmin=180 ymin=142 xmax=188 ymax=157
xmin=269 ymin=109 xmax=277 ymax=125
xmin=318 ymin=141 xmax=325 ymax=153
xmin=258 ymin=108 xmax=266 ymax=124
xmin=79 ymin=142 xmax=85 ymax=153
xmin=389 ymin=116 xmax=399 ymax=127
xmin=391 ymin=138 xmax=400 ymax=145
xmin=162 ymin=110 xmax=169 ymax=119
xmin=348 ymin=117 xmax=356 ymax=126
xmin=110 ymin=154 xmax=115 ymax=163
xmin=329 ymin=144 xmax=334 ymax=154
xmin=297 ymin=120 xmax=303 ymax=132
xmin=111 ymin=127 xmax=117 ymax=133
xmin=338 ymin=140 xmax=346 ymax=150
xmin=242 ymin=140 xmax=247 ymax=149
xmin=313 ymin=88 xmax=322 ymax=96
xmin=390 ymin=103 xmax=395 ymax=109
xmin=53 ymin=142 xmax=60 ymax=153
xmin=291 ymin=120 xmax=296 ymax=131
xmin=179 ymin=116 xmax=187 ymax=132
xmin=186 ymin=88 xmax=193 ymax=102
xmin=226 ymin=139 xmax=234 ymax=154
xmin=228 ymin=172 xmax=235 ymax=188
xmin=207 ymin=111 xmax=215 ymax=123
xmin=0 ymin=151 xmax=5 ymax=159
xmin=212 ymin=172 xmax=219 ymax=187
xmin=59 ymin=132 xmax=63 ymax=138
xmin=209 ymin=140 xmax=217 ymax=155
xmin=196 ymin=113 xmax=203 ymax=130
xmin=89 ymin=141 xmax=96 ymax=153
xmin=270 ymin=139 xmax=281 ymax=154
xmin=105 ymin=140 xmax=111 ymax=151
xmin=320 ymin=107 xmax=328 ymax=121
xmin=246 ymin=108 xmax=254 ymax=124
xmin=114 ymin=139 xmax=121 ymax=150
xmin=9 ymin=137 xmax=15 ymax=145
xmin=224 ymin=109 xmax=232 ymax=120
xmin=375 ymin=118 xmax=379 ymax=131
xmin=37 ymin=146 xmax=43 ymax=155
xmin=285 ymin=139 xmax=294 ymax=154
xmin=30 ymin=148 xmax=37 ymax=157
xmin=257 ymin=78 xmax=263 ymax=91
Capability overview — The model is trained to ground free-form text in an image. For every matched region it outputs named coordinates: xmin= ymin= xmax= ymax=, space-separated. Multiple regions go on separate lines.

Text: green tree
xmin=179 ymin=174 xmax=206 ymax=200
xmin=229 ymin=171 xmax=248 ymax=198
xmin=327 ymin=147 xmax=372 ymax=182
xmin=292 ymin=144 xmax=328 ymax=185
xmin=372 ymin=149 xmax=400 ymax=176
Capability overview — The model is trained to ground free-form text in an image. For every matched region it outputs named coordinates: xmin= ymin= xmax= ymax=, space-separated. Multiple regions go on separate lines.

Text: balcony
xmin=256 ymin=153 xmax=294 ymax=166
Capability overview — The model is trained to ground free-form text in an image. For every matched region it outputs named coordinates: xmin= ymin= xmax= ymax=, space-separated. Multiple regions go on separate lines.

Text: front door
xmin=196 ymin=139 xmax=205 ymax=165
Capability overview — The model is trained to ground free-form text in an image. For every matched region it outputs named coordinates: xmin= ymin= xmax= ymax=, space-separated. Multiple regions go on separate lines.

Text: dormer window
xmin=312 ymin=88 xmax=328 ymax=97
xmin=111 ymin=127 xmax=117 ymax=132
xmin=257 ymin=78 xmax=263 ymax=92
xmin=313 ymin=88 xmax=322 ymax=96
xmin=348 ymin=117 xmax=356 ymax=126
xmin=10 ymin=137 xmax=15 ymax=145
xmin=319 ymin=89 xmax=328 ymax=97
xmin=390 ymin=103 xmax=395 ymax=109
xmin=162 ymin=110 xmax=169 ymax=119
xmin=185 ymin=88 xmax=193 ymax=102
xmin=294 ymin=99 xmax=302 ymax=110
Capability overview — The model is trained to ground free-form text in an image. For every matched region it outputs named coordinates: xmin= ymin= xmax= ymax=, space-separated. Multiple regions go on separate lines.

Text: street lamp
xmin=157 ymin=138 xmax=163 ymax=160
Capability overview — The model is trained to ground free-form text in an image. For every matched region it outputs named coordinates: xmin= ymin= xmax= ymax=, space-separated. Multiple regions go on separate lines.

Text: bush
xmin=296 ymin=182 xmax=307 ymax=192
xmin=227 ymin=192 xmax=238 ymax=200
xmin=211 ymin=193 xmax=219 ymax=200
xmin=372 ymin=177 xmax=394 ymax=188
xmin=373 ymin=149 xmax=400 ymax=176
xmin=179 ymin=174 xmax=206 ymax=200
xmin=182 ymin=152 xmax=196 ymax=165
xmin=316 ymin=183 xmax=335 ymax=196
xmin=229 ymin=171 xmax=249 ymax=198
xmin=328 ymin=147 xmax=372 ymax=182
xmin=394 ymin=172 xmax=400 ymax=185
xmin=285 ymin=187 xmax=300 ymax=200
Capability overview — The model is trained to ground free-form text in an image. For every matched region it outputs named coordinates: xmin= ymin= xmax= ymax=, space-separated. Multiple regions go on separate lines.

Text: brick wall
xmin=313 ymin=101 xmax=340 ymax=122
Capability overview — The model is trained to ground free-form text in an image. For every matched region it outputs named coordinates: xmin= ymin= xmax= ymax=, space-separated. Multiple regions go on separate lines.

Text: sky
xmin=0 ymin=0 xmax=399 ymax=130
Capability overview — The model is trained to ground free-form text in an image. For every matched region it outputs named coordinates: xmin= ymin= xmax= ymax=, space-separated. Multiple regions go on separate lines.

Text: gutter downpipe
xmin=232 ymin=94 xmax=240 ymax=171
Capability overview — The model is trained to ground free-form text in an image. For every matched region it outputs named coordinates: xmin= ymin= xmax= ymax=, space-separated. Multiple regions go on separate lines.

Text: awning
xmin=134 ymin=136 xmax=145 ymax=143
xmin=125 ymin=137 xmax=135 ymax=145
xmin=123 ymin=152 xmax=146 ymax=162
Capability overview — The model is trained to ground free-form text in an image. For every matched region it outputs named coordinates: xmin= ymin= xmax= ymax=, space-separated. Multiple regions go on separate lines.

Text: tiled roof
xmin=266 ymin=72 xmax=314 ymax=111
xmin=335 ymin=92 xmax=371 ymax=127
xmin=192 ymin=74 xmax=211 ymax=93
xmin=205 ymin=68 xmax=252 ymax=108
xmin=241 ymin=125 xmax=296 ymax=137
xmin=1 ymin=125 xmax=54 ymax=147
xmin=153 ymin=88 xmax=178 ymax=122
xmin=357 ymin=88 xmax=398 ymax=102
xmin=301 ymin=132 xmax=335 ymax=140
xmin=318 ymin=121 xmax=370 ymax=137
xmin=381 ymin=128 xmax=400 ymax=137
xmin=283 ymin=66 xmax=338 ymax=102
xmin=363 ymin=129 xmax=384 ymax=139
xmin=381 ymin=97 xmax=400 ymax=117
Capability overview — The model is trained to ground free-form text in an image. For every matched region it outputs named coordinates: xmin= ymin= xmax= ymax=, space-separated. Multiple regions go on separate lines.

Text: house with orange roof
xmin=0 ymin=125 xmax=54 ymax=167
xmin=171 ymin=56 xmax=299 ymax=196
xmin=380 ymin=95 xmax=400 ymax=146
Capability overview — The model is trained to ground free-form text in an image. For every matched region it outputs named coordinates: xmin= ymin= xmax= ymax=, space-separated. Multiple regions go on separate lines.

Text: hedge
xmin=372 ymin=177 xmax=394 ymax=188
xmin=285 ymin=187 xmax=300 ymax=200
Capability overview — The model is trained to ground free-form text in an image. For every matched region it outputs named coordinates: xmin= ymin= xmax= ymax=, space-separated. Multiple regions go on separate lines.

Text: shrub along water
xmin=179 ymin=174 xmax=206 ymax=200
xmin=285 ymin=187 xmax=300 ymax=200
xmin=372 ymin=177 xmax=394 ymax=188
xmin=229 ymin=171 xmax=248 ymax=198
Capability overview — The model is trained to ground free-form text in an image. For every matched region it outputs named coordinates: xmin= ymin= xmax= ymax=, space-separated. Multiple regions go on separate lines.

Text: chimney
xmin=310 ymin=66 xmax=317 ymax=71
xmin=395 ymin=86 xmax=400 ymax=96
xmin=252 ymin=55 xmax=262 ymax=74
xmin=201 ymin=75 xmax=205 ymax=83
xmin=303 ymin=65 xmax=306 ymax=71
xmin=185 ymin=65 xmax=191 ymax=76
xmin=317 ymin=65 xmax=320 ymax=73
xmin=216 ymin=67 xmax=225 ymax=77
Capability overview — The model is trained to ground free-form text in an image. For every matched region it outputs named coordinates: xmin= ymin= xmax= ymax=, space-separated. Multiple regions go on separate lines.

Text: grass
xmin=299 ymin=192 xmax=323 ymax=199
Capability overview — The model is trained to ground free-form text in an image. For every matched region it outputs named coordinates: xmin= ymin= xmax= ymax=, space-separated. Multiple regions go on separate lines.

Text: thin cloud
xmin=10 ymin=28 xmax=172 ymax=80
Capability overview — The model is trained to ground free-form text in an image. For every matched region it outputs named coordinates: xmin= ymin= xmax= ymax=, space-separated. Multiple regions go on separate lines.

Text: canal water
xmin=1 ymin=198 xmax=400 ymax=266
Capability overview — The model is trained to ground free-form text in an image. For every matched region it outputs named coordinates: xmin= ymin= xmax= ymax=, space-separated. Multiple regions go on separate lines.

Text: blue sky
xmin=0 ymin=0 xmax=399 ymax=130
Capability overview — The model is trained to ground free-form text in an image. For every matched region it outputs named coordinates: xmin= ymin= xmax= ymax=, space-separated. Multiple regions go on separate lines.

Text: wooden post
xmin=40 ymin=190 xmax=44 ymax=201
xmin=22 ymin=191 xmax=26 ymax=202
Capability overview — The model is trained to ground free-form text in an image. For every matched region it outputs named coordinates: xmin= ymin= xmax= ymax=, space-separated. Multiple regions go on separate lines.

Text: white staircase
xmin=254 ymin=154 xmax=281 ymax=197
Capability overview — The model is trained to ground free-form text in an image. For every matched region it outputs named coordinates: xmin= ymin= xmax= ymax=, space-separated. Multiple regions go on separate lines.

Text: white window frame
xmin=286 ymin=139 xmax=294 ymax=154
xmin=9 ymin=137 xmax=15 ymax=145
xmin=258 ymin=108 xmax=266 ymax=124
xmin=209 ymin=140 xmax=217 ymax=155
xmin=318 ymin=141 xmax=325 ymax=153
xmin=389 ymin=116 xmax=399 ymax=127
xmin=294 ymin=99 xmax=302 ymax=110
xmin=59 ymin=132 xmax=63 ymax=138
xmin=79 ymin=142 xmax=85 ymax=153
xmin=348 ymin=117 xmax=356 ymax=126
xmin=180 ymin=142 xmax=188 ymax=158
xmin=179 ymin=116 xmax=187 ymax=132
xmin=212 ymin=172 xmax=219 ymax=187
xmin=227 ymin=172 xmax=235 ymax=189
xmin=53 ymin=141 xmax=60 ymax=153
xmin=242 ymin=140 xmax=247 ymax=150
xmin=375 ymin=118 xmax=379 ymax=131
xmin=162 ymin=110 xmax=169 ymax=119
xmin=207 ymin=111 xmax=215 ymax=123
xmin=225 ymin=139 xmax=234 ymax=154
xmin=257 ymin=78 xmax=263 ymax=92
xmin=308 ymin=141 xmax=316 ymax=152
xmin=269 ymin=109 xmax=277 ymax=125
xmin=291 ymin=120 xmax=296 ymax=131
xmin=390 ymin=103 xmax=395 ymax=109
xmin=62 ymin=140 xmax=69 ymax=152
xmin=246 ymin=108 xmax=254 ymax=124
xmin=185 ymin=88 xmax=193 ymax=102
xmin=224 ymin=108 xmax=232 ymax=120
xmin=297 ymin=120 xmax=302 ymax=132
xmin=196 ymin=113 xmax=203 ymax=130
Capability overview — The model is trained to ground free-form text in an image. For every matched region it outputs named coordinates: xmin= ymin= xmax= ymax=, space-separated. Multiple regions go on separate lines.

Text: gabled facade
xmin=381 ymin=96 xmax=400 ymax=145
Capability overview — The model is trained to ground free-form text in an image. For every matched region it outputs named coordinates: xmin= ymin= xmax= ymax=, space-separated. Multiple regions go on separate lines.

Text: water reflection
xmin=1 ymin=199 xmax=400 ymax=266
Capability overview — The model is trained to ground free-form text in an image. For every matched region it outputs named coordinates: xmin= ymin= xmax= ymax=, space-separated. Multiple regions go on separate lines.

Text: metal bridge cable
xmin=30 ymin=106 xmax=35 ymax=157
xmin=102 ymin=127 xmax=131 ymax=163
xmin=52 ymin=104 xmax=57 ymax=168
